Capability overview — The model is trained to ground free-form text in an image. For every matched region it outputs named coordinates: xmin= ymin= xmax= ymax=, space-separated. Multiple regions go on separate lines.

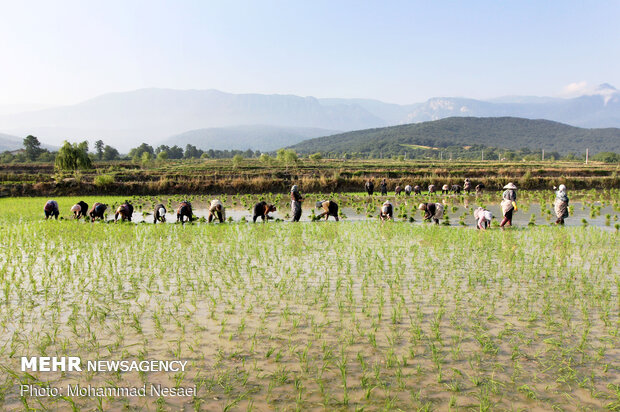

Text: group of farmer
xmin=411 ymin=182 xmax=570 ymax=229
xmin=367 ymin=178 xmax=485 ymax=197
xmin=43 ymin=181 xmax=570 ymax=227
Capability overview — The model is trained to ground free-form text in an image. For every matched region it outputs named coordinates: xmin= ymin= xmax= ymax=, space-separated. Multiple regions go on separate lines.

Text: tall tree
xmin=95 ymin=140 xmax=104 ymax=160
xmin=55 ymin=141 xmax=92 ymax=170
xmin=102 ymin=145 xmax=120 ymax=160
xmin=23 ymin=135 xmax=43 ymax=161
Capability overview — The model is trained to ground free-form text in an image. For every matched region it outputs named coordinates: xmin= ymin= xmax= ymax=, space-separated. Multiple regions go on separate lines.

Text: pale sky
xmin=0 ymin=0 xmax=618 ymax=106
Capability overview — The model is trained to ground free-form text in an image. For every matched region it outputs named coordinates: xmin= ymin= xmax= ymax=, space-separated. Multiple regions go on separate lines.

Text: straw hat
xmin=418 ymin=203 xmax=427 ymax=210
xmin=503 ymin=182 xmax=517 ymax=190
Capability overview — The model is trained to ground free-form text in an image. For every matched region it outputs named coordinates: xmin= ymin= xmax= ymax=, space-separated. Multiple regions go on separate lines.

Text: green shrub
xmin=94 ymin=174 xmax=115 ymax=187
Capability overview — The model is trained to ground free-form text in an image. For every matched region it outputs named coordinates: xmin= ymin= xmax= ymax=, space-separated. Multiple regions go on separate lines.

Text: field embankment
xmin=0 ymin=159 xmax=618 ymax=196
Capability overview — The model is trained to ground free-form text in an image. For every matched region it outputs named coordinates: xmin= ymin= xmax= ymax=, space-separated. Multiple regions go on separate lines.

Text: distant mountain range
xmin=289 ymin=117 xmax=620 ymax=155
xmin=0 ymin=133 xmax=23 ymax=152
xmin=0 ymin=84 xmax=618 ymax=152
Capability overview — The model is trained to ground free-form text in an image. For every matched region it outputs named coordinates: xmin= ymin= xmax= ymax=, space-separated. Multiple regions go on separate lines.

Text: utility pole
xmin=585 ymin=148 xmax=589 ymax=164
xmin=440 ymin=152 xmax=443 ymax=161
xmin=481 ymin=150 xmax=484 ymax=161
xmin=542 ymin=149 xmax=545 ymax=161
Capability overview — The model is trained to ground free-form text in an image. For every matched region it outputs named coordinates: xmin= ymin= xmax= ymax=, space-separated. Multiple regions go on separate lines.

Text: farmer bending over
xmin=316 ymin=200 xmax=339 ymax=221
xmin=177 ymin=201 xmax=193 ymax=223
xmin=44 ymin=200 xmax=59 ymax=220
xmin=208 ymin=199 xmax=226 ymax=223
xmin=473 ymin=207 xmax=493 ymax=230
xmin=419 ymin=202 xmax=444 ymax=224
xmin=70 ymin=201 xmax=88 ymax=219
xmin=89 ymin=202 xmax=107 ymax=222
xmin=380 ymin=200 xmax=393 ymax=221
xmin=253 ymin=201 xmax=276 ymax=222
xmin=115 ymin=201 xmax=134 ymax=222
xmin=153 ymin=204 xmax=167 ymax=223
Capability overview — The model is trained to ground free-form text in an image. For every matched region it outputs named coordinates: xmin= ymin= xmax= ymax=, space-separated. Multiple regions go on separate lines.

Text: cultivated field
xmin=0 ymin=193 xmax=618 ymax=410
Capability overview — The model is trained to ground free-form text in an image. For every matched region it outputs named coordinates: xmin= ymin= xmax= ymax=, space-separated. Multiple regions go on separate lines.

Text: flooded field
xmin=0 ymin=192 xmax=618 ymax=410
xmin=9 ymin=189 xmax=619 ymax=229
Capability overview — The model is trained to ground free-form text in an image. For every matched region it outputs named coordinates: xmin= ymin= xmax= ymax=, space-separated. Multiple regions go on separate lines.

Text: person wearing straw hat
xmin=553 ymin=184 xmax=569 ymax=225
xmin=500 ymin=183 xmax=518 ymax=228
xmin=380 ymin=200 xmax=393 ymax=221
xmin=419 ymin=202 xmax=444 ymax=224
xmin=290 ymin=185 xmax=303 ymax=222
xmin=404 ymin=184 xmax=413 ymax=196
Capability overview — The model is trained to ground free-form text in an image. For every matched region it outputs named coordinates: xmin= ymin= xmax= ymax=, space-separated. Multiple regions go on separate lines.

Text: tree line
xmin=2 ymin=135 xmax=618 ymax=170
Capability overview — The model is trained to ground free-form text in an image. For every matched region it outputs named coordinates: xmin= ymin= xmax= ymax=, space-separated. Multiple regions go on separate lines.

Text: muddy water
xmin=0 ymin=221 xmax=618 ymax=410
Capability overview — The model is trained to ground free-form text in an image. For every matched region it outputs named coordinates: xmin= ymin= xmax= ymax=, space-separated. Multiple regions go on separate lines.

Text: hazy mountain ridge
xmin=289 ymin=117 xmax=620 ymax=155
xmin=0 ymin=85 xmax=618 ymax=151
xmin=0 ymin=133 xmax=23 ymax=151
xmin=0 ymin=89 xmax=385 ymax=150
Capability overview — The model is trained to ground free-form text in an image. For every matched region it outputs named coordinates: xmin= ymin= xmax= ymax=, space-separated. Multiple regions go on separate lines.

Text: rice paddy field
xmin=0 ymin=191 xmax=619 ymax=411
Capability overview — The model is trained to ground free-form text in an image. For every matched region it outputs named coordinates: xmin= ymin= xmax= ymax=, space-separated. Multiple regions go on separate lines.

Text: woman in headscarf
xmin=44 ymin=200 xmax=59 ymax=220
xmin=89 ymin=202 xmax=107 ymax=222
xmin=404 ymin=185 xmax=412 ymax=196
xmin=115 ymin=201 xmax=134 ymax=222
xmin=71 ymin=201 xmax=88 ymax=219
xmin=380 ymin=200 xmax=393 ymax=221
xmin=500 ymin=183 xmax=518 ymax=228
xmin=473 ymin=207 xmax=493 ymax=230
xmin=553 ymin=184 xmax=569 ymax=225
xmin=153 ymin=204 xmax=167 ymax=223
xmin=365 ymin=180 xmax=374 ymax=196
xmin=464 ymin=178 xmax=472 ymax=194
xmin=177 ymin=201 xmax=193 ymax=223
xmin=208 ymin=199 xmax=226 ymax=223
xmin=290 ymin=185 xmax=303 ymax=222
xmin=418 ymin=202 xmax=444 ymax=224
